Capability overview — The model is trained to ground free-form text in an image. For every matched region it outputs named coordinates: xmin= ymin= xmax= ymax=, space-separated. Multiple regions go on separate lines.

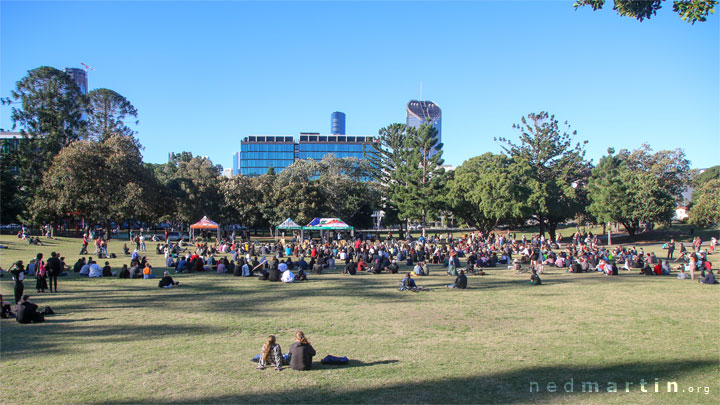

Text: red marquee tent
xmin=189 ymin=216 xmax=221 ymax=239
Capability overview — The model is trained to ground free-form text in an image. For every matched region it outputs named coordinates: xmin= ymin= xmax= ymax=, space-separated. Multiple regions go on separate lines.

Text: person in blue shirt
xmin=399 ymin=273 xmax=418 ymax=291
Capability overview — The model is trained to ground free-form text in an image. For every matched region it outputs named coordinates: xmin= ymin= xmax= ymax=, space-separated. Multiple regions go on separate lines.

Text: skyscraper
xmin=63 ymin=67 xmax=88 ymax=94
xmin=406 ymin=100 xmax=442 ymax=156
xmin=331 ymin=111 xmax=346 ymax=135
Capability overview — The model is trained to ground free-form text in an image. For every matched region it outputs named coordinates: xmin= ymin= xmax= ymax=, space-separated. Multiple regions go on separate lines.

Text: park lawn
xmin=0 ymin=235 xmax=718 ymax=404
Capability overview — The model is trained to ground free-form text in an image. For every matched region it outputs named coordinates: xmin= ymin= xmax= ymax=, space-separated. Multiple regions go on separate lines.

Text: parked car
xmin=166 ymin=232 xmax=189 ymax=242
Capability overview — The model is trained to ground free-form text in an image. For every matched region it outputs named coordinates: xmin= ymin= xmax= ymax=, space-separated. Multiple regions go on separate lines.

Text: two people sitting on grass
xmin=257 ymin=331 xmax=316 ymax=371
xmin=16 ymin=295 xmax=53 ymax=324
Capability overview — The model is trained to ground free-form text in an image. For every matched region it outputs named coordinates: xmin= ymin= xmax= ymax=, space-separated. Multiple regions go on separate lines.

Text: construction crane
xmin=80 ymin=62 xmax=95 ymax=72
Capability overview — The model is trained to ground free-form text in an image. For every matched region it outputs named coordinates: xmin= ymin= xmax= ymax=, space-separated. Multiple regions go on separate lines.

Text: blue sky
xmin=1 ymin=1 xmax=718 ymax=169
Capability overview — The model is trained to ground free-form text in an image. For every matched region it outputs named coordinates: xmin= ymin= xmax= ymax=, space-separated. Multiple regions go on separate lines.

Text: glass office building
xmin=406 ymin=100 xmax=442 ymax=156
xmin=232 ymin=152 xmax=240 ymax=176
xmin=239 ymin=133 xmax=373 ymax=176
xmin=239 ymin=136 xmax=295 ymax=176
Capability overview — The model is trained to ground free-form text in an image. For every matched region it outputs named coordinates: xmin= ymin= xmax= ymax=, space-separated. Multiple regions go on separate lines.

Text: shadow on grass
xmin=105 ymin=358 xmax=716 ymax=404
xmin=0 ymin=321 xmax=227 ymax=360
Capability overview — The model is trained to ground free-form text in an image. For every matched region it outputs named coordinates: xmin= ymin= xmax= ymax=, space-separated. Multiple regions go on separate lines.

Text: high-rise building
xmin=63 ymin=67 xmax=88 ymax=94
xmin=232 ymin=152 xmax=240 ymax=176
xmin=331 ymin=111 xmax=346 ymax=135
xmin=406 ymin=100 xmax=442 ymax=156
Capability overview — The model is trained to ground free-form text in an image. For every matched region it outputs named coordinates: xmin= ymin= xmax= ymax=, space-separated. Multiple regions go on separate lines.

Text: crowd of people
xmin=2 ymin=229 xmax=717 ymax=325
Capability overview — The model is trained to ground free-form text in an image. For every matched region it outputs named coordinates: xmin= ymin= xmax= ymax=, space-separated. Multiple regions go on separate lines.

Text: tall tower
xmin=406 ymin=100 xmax=442 ymax=156
xmin=331 ymin=111 xmax=346 ymax=135
xmin=63 ymin=67 xmax=88 ymax=94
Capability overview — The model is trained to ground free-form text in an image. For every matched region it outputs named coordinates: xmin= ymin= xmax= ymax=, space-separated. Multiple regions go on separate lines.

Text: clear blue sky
xmin=2 ymin=1 xmax=718 ymax=169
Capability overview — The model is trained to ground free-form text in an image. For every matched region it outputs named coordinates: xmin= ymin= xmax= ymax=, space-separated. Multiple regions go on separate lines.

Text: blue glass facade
xmin=232 ymin=152 xmax=240 ymax=175
xmin=331 ymin=111 xmax=346 ymax=135
xmin=239 ymin=136 xmax=295 ymax=176
xmin=239 ymin=134 xmax=373 ymax=176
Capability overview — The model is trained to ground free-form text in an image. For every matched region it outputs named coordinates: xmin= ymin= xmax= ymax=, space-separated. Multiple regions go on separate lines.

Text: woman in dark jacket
xmin=289 ymin=331 xmax=316 ymax=371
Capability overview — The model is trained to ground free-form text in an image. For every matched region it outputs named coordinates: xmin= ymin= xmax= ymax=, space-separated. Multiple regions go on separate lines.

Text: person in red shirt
xmin=357 ymin=258 xmax=367 ymax=272
xmin=653 ymin=263 xmax=662 ymax=275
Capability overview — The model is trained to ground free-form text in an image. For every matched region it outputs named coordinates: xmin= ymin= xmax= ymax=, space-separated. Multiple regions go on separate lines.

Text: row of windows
xmin=241 ymin=143 xmax=294 ymax=152
xmin=298 ymin=143 xmax=367 ymax=153
xmin=241 ymin=167 xmax=275 ymax=176
xmin=297 ymin=152 xmax=365 ymax=160
xmin=240 ymin=159 xmax=293 ymax=168
xmin=240 ymin=152 xmax=294 ymax=160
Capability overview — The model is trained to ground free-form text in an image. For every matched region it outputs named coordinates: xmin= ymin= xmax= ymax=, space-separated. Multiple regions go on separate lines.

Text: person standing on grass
xmin=46 ymin=252 xmax=62 ymax=293
xmin=667 ymin=239 xmax=675 ymax=259
xmin=257 ymin=335 xmax=283 ymax=371
xmin=289 ymin=331 xmax=316 ymax=371
xmin=9 ymin=261 xmax=25 ymax=304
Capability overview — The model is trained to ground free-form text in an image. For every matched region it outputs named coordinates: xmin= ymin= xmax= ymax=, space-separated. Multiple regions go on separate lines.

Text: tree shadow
xmin=105 ymin=358 xmax=716 ymax=404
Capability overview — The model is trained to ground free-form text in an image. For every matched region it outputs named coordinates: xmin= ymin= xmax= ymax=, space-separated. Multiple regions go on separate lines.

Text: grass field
xmin=1 ymin=235 xmax=718 ymax=404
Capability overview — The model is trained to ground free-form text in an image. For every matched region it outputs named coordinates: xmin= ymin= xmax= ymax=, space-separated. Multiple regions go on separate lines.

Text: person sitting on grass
xmin=447 ymin=269 xmax=467 ymax=289
xmin=289 ymin=331 xmax=316 ymax=371
xmin=102 ymin=261 xmax=114 ymax=277
xmin=1 ymin=294 xmax=16 ymax=319
xmin=158 ymin=271 xmax=180 ymax=288
xmin=143 ymin=264 xmax=155 ymax=279
xmin=699 ymin=269 xmax=717 ymax=285
xmin=399 ymin=273 xmax=419 ymax=292
xmin=118 ymin=264 xmax=130 ymax=279
xmin=344 ymin=258 xmax=357 ymax=275
xmin=16 ymin=295 xmax=49 ymax=324
xmin=89 ymin=261 xmax=103 ymax=278
xmin=296 ymin=267 xmax=308 ymax=281
xmin=528 ymin=269 xmax=542 ymax=285
xmin=281 ymin=266 xmax=295 ymax=283
xmin=257 ymin=335 xmax=283 ymax=371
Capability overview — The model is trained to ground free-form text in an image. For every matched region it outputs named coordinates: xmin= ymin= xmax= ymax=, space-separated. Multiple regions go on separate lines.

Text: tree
xmin=86 ymin=88 xmax=138 ymax=142
xmin=9 ymin=66 xmax=87 ymax=217
xmin=31 ymin=136 xmax=159 ymax=233
xmin=155 ymin=153 xmax=223 ymax=225
xmin=393 ymin=123 xmax=448 ymax=237
xmin=688 ymin=178 xmax=720 ymax=227
xmin=588 ymin=147 xmax=681 ymax=236
xmin=574 ymin=0 xmax=717 ymax=24
xmin=497 ymin=112 xmax=590 ymax=240
xmin=693 ymin=164 xmax=720 ymax=186
xmin=316 ymin=155 xmax=379 ymax=226
xmin=366 ymin=123 xmax=411 ymax=233
xmin=447 ymin=153 xmax=530 ymax=234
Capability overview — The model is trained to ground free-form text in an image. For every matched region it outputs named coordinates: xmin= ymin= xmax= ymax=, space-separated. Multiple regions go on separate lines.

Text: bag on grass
xmin=320 ymin=355 xmax=349 ymax=365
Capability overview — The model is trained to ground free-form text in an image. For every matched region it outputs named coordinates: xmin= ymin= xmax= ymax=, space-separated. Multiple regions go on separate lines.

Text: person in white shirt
xmin=88 ymin=262 xmax=103 ymax=278
xmin=281 ymin=268 xmax=295 ymax=283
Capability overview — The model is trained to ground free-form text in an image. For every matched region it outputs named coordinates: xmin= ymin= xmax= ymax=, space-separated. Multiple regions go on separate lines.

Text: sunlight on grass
xmin=1 ymin=235 xmax=718 ymax=404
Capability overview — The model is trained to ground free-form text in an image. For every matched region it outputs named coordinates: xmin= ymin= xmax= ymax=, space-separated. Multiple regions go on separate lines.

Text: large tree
xmin=588 ymin=147 xmax=686 ymax=235
xmin=315 ymin=155 xmax=379 ymax=227
xmin=365 ymin=123 xmax=411 ymax=233
xmin=9 ymin=66 xmax=87 ymax=218
xmin=497 ymin=112 xmax=590 ymax=240
xmin=86 ymin=88 xmax=138 ymax=142
xmin=447 ymin=153 xmax=530 ymax=234
xmin=31 ymin=135 xmax=160 ymax=233
xmin=574 ymin=0 xmax=717 ymax=24
xmin=688 ymin=178 xmax=720 ymax=227
xmin=154 ymin=152 xmax=223 ymax=225
xmin=393 ymin=123 xmax=448 ymax=237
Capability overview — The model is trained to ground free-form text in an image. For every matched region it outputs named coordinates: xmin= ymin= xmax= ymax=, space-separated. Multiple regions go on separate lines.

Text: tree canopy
xmin=574 ymin=0 xmax=717 ymax=24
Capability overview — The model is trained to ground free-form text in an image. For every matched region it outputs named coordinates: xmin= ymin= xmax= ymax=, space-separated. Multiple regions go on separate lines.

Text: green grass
xmin=1 ymin=235 xmax=718 ymax=404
